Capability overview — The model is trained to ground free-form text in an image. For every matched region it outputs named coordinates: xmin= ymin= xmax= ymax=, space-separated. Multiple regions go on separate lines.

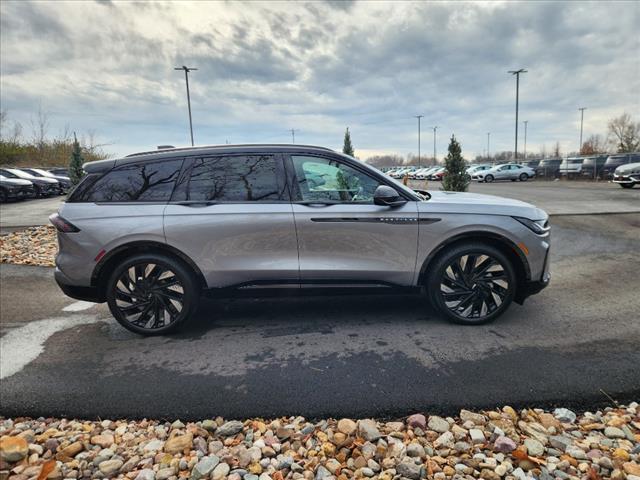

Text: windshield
xmin=33 ymin=168 xmax=55 ymax=177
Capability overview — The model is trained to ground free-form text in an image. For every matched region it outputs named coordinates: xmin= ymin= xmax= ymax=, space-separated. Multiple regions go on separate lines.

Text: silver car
xmin=51 ymin=144 xmax=550 ymax=334
xmin=473 ymin=163 xmax=536 ymax=183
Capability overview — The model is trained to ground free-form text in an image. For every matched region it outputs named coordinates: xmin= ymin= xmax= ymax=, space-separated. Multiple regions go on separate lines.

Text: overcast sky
xmin=1 ymin=0 xmax=638 ymax=161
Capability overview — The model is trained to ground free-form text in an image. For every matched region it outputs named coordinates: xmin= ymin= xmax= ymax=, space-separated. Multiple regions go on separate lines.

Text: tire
xmin=33 ymin=185 xmax=42 ymax=197
xmin=519 ymin=173 xmax=528 ymax=181
xmin=427 ymin=242 xmax=517 ymax=325
xmin=484 ymin=174 xmax=494 ymax=183
xmin=619 ymin=183 xmax=634 ymax=189
xmin=0 ymin=188 xmax=7 ymax=203
xmin=106 ymin=253 xmax=200 ymax=335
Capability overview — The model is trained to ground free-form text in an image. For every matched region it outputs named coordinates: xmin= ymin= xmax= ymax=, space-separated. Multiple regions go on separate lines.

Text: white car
xmin=473 ymin=163 xmax=536 ymax=183
xmin=467 ymin=164 xmax=492 ymax=175
xmin=612 ymin=162 xmax=640 ymax=189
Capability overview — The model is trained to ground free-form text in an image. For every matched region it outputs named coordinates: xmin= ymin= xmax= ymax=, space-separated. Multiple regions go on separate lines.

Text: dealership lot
xmin=1 ymin=179 xmax=639 ymax=419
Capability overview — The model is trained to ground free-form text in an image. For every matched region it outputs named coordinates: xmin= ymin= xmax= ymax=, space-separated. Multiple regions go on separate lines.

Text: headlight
xmin=513 ymin=216 xmax=549 ymax=235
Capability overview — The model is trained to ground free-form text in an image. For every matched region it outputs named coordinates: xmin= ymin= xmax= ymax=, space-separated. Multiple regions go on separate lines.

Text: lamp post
xmin=432 ymin=126 xmax=438 ymax=165
xmin=174 ymin=66 xmax=198 ymax=146
xmin=523 ymin=120 xmax=528 ymax=160
xmin=415 ymin=115 xmax=423 ymax=167
xmin=508 ymin=68 xmax=527 ymax=159
xmin=578 ymin=107 xmax=587 ymax=154
xmin=487 ymin=132 xmax=491 ymax=163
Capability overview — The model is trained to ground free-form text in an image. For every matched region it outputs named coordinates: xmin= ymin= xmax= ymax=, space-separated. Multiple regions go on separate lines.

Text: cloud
xmin=1 ymin=0 xmax=638 ymax=159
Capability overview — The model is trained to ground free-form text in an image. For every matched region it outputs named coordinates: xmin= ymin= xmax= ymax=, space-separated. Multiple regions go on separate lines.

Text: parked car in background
xmin=535 ymin=158 xmax=562 ymax=178
xmin=51 ymin=143 xmax=550 ymax=334
xmin=612 ymin=162 xmax=640 ymax=188
xmin=429 ymin=166 xmax=446 ymax=180
xmin=520 ymin=159 xmax=541 ymax=169
xmin=466 ymin=164 xmax=491 ymax=175
xmin=0 ymin=175 xmax=36 ymax=202
xmin=559 ymin=157 xmax=584 ymax=178
xmin=48 ymin=167 xmax=69 ymax=176
xmin=416 ymin=166 xmax=440 ymax=179
xmin=473 ymin=163 xmax=535 ymax=183
xmin=0 ymin=168 xmax=60 ymax=197
xmin=20 ymin=168 xmax=72 ymax=194
xmin=602 ymin=153 xmax=640 ymax=179
xmin=581 ymin=155 xmax=609 ymax=179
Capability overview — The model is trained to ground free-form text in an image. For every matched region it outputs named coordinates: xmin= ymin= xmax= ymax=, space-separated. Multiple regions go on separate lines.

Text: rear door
xmin=163 ymin=154 xmax=299 ymax=288
xmin=287 ymin=154 xmax=419 ymax=286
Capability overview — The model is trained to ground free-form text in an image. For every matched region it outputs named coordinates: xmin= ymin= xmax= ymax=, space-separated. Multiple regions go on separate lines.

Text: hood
xmin=0 ymin=175 xmax=33 ymax=186
xmin=420 ymin=190 xmax=547 ymax=220
xmin=615 ymin=162 xmax=640 ymax=175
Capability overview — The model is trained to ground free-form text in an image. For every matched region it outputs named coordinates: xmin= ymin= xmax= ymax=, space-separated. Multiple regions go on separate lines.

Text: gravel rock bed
xmin=1 ymin=405 xmax=638 ymax=480
xmin=0 ymin=226 xmax=57 ymax=267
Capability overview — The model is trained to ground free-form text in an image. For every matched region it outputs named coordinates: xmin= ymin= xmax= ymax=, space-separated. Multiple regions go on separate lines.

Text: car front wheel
xmin=619 ymin=183 xmax=634 ymax=189
xmin=427 ymin=243 xmax=516 ymax=325
xmin=106 ymin=253 xmax=200 ymax=335
xmin=484 ymin=174 xmax=494 ymax=183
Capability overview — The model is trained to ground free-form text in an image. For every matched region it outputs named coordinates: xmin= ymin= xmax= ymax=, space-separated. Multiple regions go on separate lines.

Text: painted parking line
xmin=62 ymin=300 xmax=96 ymax=312
xmin=0 ymin=315 xmax=104 ymax=380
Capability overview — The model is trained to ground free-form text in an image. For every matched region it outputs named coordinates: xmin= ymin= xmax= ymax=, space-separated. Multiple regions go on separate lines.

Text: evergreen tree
xmin=69 ymin=132 xmax=85 ymax=185
xmin=342 ymin=127 xmax=354 ymax=157
xmin=441 ymin=135 xmax=469 ymax=192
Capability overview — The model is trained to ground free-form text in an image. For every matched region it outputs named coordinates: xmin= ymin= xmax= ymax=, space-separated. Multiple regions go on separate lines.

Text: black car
xmin=0 ymin=175 xmax=36 ymax=202
xmin=581 ymin=155 xmax=609 ymax=179
xmin=520 ymin=159 xmax=540 ymax=169
xmin=48 ymin=167 xmax=69 ymax=176
xmin=20 ymin=168 xmax=72 ymax=194
xmin=602 ymin=153 xmax=640 ymax=179
xmin=535 ymin=158 xmax=562 ymax=178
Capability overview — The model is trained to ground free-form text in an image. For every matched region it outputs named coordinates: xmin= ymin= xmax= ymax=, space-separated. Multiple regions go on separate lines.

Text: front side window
xmin=73 ymin=159 xmax=183 ymax=202
xmin=291 ymin=155 xmax=380 ymax=203
xmin=187 ymin=155 xmax=284 ymax=202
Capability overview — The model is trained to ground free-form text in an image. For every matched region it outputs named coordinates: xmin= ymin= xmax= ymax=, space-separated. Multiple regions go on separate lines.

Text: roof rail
xmin=125 ymin=143 xmax=335 ymax=158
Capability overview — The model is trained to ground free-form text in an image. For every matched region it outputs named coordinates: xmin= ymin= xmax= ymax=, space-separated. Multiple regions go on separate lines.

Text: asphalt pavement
xmin=1 ymin=212 xmax=639 ymax=420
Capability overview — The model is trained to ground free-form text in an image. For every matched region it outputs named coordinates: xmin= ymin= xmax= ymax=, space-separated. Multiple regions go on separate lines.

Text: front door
xmin=163 ymin=154 xmax=299 ymax=288
xmin=288 ymin=154 xmax=419 ymax=286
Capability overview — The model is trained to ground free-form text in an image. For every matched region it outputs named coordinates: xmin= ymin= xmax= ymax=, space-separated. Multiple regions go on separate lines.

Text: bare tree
xmin=29 ymin=104 xmax=50 ymax=152
xmin=0 ymin=110 xmax=23 ymax=144
xmin=607 ymin=113 xmax=640 ymax=153
xmin=581 ymin=134 xmax=608 ymax=155
xmin=552 ymin=142 xmax=562 ymax=158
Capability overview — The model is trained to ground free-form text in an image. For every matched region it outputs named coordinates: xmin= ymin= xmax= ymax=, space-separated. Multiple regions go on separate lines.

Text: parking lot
xmin=1 ymin=181 xmax=639 ymax=419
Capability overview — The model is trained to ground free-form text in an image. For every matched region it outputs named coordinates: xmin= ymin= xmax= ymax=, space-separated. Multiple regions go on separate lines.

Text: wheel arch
xmin=417 ymin=231 xmax=531 ymax=304
xmin=91 ymin=241 xmax=207 ymax=293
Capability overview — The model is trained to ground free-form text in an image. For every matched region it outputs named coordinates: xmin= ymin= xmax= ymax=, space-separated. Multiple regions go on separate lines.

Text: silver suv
xmin=51 ymin=145 xmax=550 ymax=334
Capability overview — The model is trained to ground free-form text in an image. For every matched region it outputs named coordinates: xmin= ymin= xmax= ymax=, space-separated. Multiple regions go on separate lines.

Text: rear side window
xmin=187 ymin=155 xmax=284 ymax=202
xmin=72 ymin=159 xmax=183 ymax=202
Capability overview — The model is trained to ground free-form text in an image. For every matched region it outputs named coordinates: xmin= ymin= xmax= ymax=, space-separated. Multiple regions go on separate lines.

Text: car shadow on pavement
xmin=169 ymin=293 xmax=442 ymax=339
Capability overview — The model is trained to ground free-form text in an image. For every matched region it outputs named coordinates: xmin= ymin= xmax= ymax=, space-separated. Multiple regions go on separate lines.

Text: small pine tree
xmin=69 ymin=132 xmax=85 ymax=185
xmin=342 ymin=127 xmax=355 ymax=157
xmin=441 ymin=135 xmax=469 ymax=192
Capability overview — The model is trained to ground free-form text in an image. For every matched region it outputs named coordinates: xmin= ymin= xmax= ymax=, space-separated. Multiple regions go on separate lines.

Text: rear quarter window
xmin=70 ymin=159 xmax=183 ymax=202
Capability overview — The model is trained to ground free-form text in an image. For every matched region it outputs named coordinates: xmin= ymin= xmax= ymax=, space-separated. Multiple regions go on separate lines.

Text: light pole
xmin=508 ymin=68 xmax=527 ymax=159
xmin=523 ymin=120 xmax=528 ymax=160
xmin=432 ymin=126 xmax=438 ymax=165
xmin=290 ymin=129 xmax=298 ymax=144
xmin=415 ymin=115 xmax=423 ymax=167
xmin=487 ymin=132 xmax=491 ymax=162
xmin=578 ymin=107 xmax=587 ymax=154
xmin=174 ymin=65 xmax=198 ymax=146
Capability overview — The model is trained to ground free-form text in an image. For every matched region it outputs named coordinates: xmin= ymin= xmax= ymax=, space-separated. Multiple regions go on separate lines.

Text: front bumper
xmin=54 ymin=267 xmax=105 ymax=303
xmin=515 ymin=246 xmax=551 ymax=303
xmin=613 ymin=174 xmax=639 ymax=184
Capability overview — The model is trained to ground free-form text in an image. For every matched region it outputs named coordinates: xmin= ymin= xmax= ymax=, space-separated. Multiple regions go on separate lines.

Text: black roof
xmin=83 ymin=144 xmax=337 ymax=173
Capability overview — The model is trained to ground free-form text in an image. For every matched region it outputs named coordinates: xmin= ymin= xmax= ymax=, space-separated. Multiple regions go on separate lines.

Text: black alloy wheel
xmin=106 ymin=254 xmax=199 ymax=335
xmin=428 ymin=243 xmax=516 ymax=325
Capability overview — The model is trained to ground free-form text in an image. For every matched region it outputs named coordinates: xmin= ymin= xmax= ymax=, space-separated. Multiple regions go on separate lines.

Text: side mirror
xmin=374 ymin=185 xmax=407 ymax=207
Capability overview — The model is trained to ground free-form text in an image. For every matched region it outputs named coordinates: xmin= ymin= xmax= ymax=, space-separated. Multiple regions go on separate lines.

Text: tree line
xmin=0 ymin=108 xmax=112 ymax=168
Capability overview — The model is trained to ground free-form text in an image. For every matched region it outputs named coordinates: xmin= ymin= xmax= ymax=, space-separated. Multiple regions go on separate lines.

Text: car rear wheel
xmin=427 ymin=242 xmax=516 ymax=325
xmin=519 ymin=173 xmax=528 ymax=181
xmin=484 ymin=174 xmax=494 ymax=183
xmin=106 ymin=253 xmax=200 ymax=335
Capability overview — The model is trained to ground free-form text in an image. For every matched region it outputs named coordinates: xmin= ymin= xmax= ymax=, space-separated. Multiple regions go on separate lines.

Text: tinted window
xmin=187 ymin=155 xmax=283 ymax=202
xmin=292 ymin=155 xmax=380 ymax=203
xmin=74 ymin=159 xmax=182 ymax=202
